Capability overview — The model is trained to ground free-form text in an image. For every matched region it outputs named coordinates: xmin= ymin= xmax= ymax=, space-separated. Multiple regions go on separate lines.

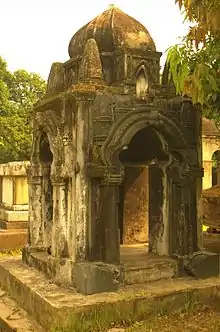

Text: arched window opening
xmin=136 ymin=69 xmax=148 ymax=99
xmin=203 ymin=150 xmax=220 ymax=235
xmin=212 ymin=150 xmax=220 ymax=186
xmin=39 ymin=132 xmax=53 ymax=164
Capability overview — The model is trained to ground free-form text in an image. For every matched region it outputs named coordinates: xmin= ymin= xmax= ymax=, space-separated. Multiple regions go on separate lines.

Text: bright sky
xmin=1 ymin=0 xmax=189 ymax=79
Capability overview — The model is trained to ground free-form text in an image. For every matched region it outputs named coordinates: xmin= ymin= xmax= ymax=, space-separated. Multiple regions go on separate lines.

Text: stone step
xmin=120 ymin=245 xmax=177 ymax=284
xmin=0 ymin=256 xmax=220 ymax=331
xmin=0 ymin=286 xmax=45 ymax=332
xmin=0 ymin=220 xmax=28 ymax=230
xmin=0 ymin=229 xmax=27 ymax=251
xmin=122 ymin=257 xmax=177 ymax=285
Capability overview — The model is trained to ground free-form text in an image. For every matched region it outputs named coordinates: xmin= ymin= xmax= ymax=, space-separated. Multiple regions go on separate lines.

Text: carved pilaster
xmin=99 ymin=183 xmax=120 ymax=264
xmin=27 ymin=175 xmax=43 ymax=246
xmin=50 ymin=176 xmax=68 ymax=258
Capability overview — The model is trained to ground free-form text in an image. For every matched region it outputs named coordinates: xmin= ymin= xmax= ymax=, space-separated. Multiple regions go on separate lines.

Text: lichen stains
xmin=68 ymin=6 xmax=156 ymax=58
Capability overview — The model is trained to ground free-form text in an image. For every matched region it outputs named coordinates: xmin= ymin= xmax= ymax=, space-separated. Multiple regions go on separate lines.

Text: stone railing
xmin=0 ymin=161 xmax=30 ymax=230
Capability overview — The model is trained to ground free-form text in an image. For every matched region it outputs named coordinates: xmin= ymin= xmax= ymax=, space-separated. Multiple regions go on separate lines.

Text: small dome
xmin=202 ymin=117 xmax=219 ymax=136
xmin=68 ymin=5 xmax=156 ymax=58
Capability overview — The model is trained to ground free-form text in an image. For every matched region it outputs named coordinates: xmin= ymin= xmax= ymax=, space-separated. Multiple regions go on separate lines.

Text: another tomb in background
xmin=0 ymin=161 xmax=29 ymax=250
xmin=202 ymin=117 xmax=220 ymax=190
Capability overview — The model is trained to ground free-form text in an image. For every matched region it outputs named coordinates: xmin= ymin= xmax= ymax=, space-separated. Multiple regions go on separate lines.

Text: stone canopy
xmin=23 ymin=6 xmax=217 ymax=295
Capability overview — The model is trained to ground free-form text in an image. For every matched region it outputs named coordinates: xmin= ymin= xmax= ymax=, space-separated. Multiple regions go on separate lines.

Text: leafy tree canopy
xmin=0 ymin=57 xmax=46 ymax=163
xmin=166 ymin=0 xmax=220 ymax=121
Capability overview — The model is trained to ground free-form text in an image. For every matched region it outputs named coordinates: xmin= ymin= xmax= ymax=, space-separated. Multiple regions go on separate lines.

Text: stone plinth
xmin=0 ymin=161 xmax=29 ymax=250
xmin=1 ymin=257 xmax=220 ymax=331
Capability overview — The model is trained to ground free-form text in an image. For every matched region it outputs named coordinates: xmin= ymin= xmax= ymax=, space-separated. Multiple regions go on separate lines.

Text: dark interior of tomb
xmin=39 ymin=132 xmax=53 ymax=164
xmin=119 ymin=126 xmax=169 ymax=164
xmin=212 ymin=150 xmax=220 ymax=186
xmin=118 ymin=126 xmax=167 ymax=249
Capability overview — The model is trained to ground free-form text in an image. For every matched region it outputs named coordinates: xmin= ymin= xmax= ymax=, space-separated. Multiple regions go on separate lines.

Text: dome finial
xmin=108 ymin=4 xmax=117 ymax=9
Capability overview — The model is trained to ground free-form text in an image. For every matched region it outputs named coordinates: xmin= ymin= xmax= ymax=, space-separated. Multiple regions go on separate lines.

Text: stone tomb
xmin=0 ymin=162 xmax=29 ymax=250
xmin=22 ymin=5 xmax=219 ymax=294
xmin=202 ymin=117 xmax=220 ymax=190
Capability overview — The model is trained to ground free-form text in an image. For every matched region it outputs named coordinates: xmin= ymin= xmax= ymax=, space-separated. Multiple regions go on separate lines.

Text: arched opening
xmin=212 ymin=150 xmax=220 ymax=186
xmin=136 ymin=69 xmax=148 ymax=99
xmin=203 ymin=149 xmax=220 ymax=237
xmin=39 ymin=132 xmax=53 ymax=248
xmin=118 ymin=126 xmax=169 ymax=256
xmin=39 ymin=133 xmax=53 ymax=164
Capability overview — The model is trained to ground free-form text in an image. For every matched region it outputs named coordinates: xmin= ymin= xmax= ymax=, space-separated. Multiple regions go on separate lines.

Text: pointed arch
xmin=100 ymin=108 xmax=187 ymax=166
xmin=135 ymin=64 xmax=149 ymax=99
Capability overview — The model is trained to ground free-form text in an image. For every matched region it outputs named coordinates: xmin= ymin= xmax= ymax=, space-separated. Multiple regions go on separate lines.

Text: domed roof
xmin=68 ymin=5 xmax=156 ymax=58
xmin=202 ymin=117 xmax=219 ymax=136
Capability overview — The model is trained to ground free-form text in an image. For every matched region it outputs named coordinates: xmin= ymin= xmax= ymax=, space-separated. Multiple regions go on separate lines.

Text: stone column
xmin=202 ymin=160 xmax=212 ymax=190
xmin=51 ymin=176 xmax=68 ymax=257
xmin=27 ymin=176 xmax=42 ymax=246
xmin=100 ymin=174 xmax=121 ymax=264
xmin=149 ymin=166 xmax=166 ymax=254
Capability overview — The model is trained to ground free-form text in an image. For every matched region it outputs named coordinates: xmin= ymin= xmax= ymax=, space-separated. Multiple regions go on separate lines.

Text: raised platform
xmin=0 ymin=256 xmax=220 ymax=331
xmin=23 ymin=244 xmax=178 ymax=293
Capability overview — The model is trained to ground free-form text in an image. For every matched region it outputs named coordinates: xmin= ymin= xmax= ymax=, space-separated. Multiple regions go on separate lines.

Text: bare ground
xmin=126 ymin=305 xmax=220 ymax=332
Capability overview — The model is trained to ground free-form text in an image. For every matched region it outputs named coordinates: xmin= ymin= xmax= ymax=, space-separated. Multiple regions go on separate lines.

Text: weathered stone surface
xmin=184 ymin=250 xmax=220 ymax=279
xmin=0 ymin=220 xmax=28 ymax=230
xmin=22 ymin=246 xmax=75 ymax=287
xmin=0 ymin=285 xmax=44 ymax=332
xmin=68 ymin=5 xmax=156 ymax=58
xmin=0 ymin=161 xmax=29 ymax=252
xmin=23 ymin=5 xmax=212 ymax=295
xmin=79 ymin=38 xmax=103 ymax=81
xmin=203 ymin=185 xmax=220 ymax=228
xmin=122 ymin=167 xmax=149 ymax=244
xmin=202 ymin=118 xmax=220 ymax=190
xmin=0 ymin=230 xmax=27 ymax=251
xmin=122 ymin=257 xmax=177 ymax=285
xmin=73 ymin=262 xmax=121 ymax=295
xmin=0 ymin=161 xmax=29 ymax=176
xmin=1 ymin=257 xmax=220 ymax=331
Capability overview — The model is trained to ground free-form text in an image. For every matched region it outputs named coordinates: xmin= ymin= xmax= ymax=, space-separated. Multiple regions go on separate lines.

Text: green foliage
xmin=166 ymin=38 xmax=220 ymax=120
xmin=175 ymin=0 xmax=220 ymax=44
xmin=166 ymin=1 xmax=220 ymax=122
xmin=0 ymin=57 xmax=46 ymax=163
